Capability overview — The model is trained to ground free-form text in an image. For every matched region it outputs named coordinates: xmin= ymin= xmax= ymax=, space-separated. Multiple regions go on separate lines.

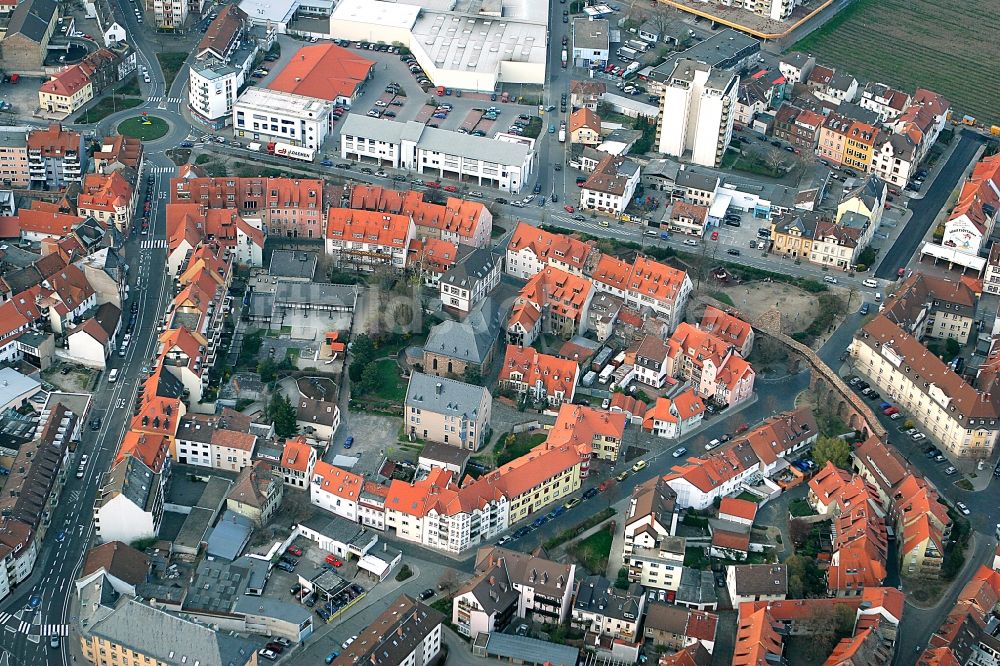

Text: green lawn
xmin=710 ymin=291 xmax=735 ymax=307
xmin=371 ymin=359 xmax=407 ymax=402
xmin=496 ymin=432 xmax=548 ymax=466
xmin=791 ymin=0 xmax=999 ymax=125
xmin=720 ymin=149 xmax=782 ymax=178
xmin=571 ymin=530 xmax=613 ymax=573
xmin=77 ymin=95 xmax=142 ymax=123
xmin=789 ymin=498 xmax=818 ymax=517
xmin=157 ymin=52 xmax=189 ymax=92
xmin=117 ymin=116 xmax=169 ymax=141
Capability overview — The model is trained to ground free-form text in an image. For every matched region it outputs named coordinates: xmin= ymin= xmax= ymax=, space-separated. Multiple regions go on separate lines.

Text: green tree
xmin=355 ymin=363 xmax=380 ymax=395
xmin=812 ymin=435 xmax=851 ymax=469
xmin=267 ymin=393 xmax=298 ymax=438
xmin=944 ymin=337 xmax=961 ymax=360
xmin=463 ymin=365 xmax=482 ymax=384
xmin=351 ymin=334 xmax=376 ymax=363
xmin=257 ymin=358 xmax=277 ymax=383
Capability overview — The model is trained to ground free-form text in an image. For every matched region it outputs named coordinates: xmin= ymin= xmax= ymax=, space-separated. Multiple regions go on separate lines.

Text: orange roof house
xmin=719 ymin=497 xmax=758 ymax=524
xmin=700 ymin=305 xmax=754 ymax=356
xmin=643 ymin=391 xmax=705 ymax=439
xmin=280 ymin=436 xmax=314 ymax=474
xmin=592 ymin=253 xmax=691 ymax=330
xmin=77 ymin=172 xmax=134 ymax=230
xmin=115 ymin=431 xmax=169 ymax=473
xmin=268 ymin=44 xmax=374 ymax=102
xmin=548 ymin=403 xmax=626 ymax=461
xmin=38 ymin=65 xmax=92 ymax=107
xmin=349 ymin=184 xmax=492 ymax=247
xmin=732 ymin=606 xmax=784 ymax=666
xmin=506 ymin=221 xmax=595 ymax=277
xmin=14 ymin=209 xmax=85 ymax=239
xmin=569 ymin=107 xmax=602 ymax=145
xmin=507 ymin=266 xmax=593 ymax=346
xmin=325 ymin=208 xmax=414 ymax=269
xmin=499 ymin=344 xmax=579 ymax=406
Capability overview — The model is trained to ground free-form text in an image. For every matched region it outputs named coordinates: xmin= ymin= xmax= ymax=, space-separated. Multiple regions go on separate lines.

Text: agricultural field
xmin=792 ymin=0 xmax=1000 ymax=125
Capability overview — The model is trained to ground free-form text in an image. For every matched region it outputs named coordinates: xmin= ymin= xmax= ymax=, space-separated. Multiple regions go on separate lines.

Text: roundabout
xmin=117 ymin=113 xmax=170 ymax=141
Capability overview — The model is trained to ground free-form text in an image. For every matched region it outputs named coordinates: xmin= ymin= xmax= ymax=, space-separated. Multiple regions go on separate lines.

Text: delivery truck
xmin=561 ymin=49 xmax=568 ymax=68
xmin=248 ymin=142 xmax=262 ymax=152
xmin=267 ymin=142 xmax=316 ymax=162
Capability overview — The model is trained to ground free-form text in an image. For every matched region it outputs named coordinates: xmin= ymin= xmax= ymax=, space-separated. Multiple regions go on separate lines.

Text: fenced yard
xmin=791 ymin=0 xmax=1000 ymax=125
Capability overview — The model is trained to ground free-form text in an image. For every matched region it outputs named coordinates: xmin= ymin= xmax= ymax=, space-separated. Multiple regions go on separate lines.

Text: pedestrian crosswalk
xmin=140 ymin=239 xmax=167 ymax=250
xmin=149 ymin=96 xmax=184 ymax=104
xmin=147 ymin=166 xmax=175 ymax=174
xmin=1 ymin=614 xmax=69 ymax=637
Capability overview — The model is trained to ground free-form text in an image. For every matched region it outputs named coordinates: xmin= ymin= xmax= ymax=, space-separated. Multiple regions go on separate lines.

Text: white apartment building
xmin=233 ymin=87 xmax=333 ymax=150
xmin=629 ymin=536 xmax=686 ymax=591
xmin=340 ymin=116 xmax=534 ymax=193
xmin=579 ymin=155 xmax=641 ymax=215
xmin=872 ymin=132 xmax=918 ymax=189
xmin=438 ymin=248 xmax=501 ymax=313
xmin=188 ymin=61 xmax=244 ymax=123
xmin=93 ymin=457 xmax=165 ymax=545
xmin=153 ymin=0 xmax=187 ymax=31
xmin=657 ymin=59 xmax=738 ymax=168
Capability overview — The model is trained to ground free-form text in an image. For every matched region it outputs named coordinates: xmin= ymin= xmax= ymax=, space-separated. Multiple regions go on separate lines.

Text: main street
xmin=0 ymin=1 xmax=185 ymax=662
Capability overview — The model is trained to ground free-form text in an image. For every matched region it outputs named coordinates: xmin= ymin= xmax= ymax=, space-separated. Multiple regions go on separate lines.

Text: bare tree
xmin=759 ymin=145 xmax=789 ymax=176
xmin=437 ymin=569 xmax=459 ymax=594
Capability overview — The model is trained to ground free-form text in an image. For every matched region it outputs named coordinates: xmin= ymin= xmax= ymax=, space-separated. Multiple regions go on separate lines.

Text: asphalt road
xmin=874 ymin=130 xmax=986 ymax=279
xmin=0 ymin=1 xmax=185 ymax=662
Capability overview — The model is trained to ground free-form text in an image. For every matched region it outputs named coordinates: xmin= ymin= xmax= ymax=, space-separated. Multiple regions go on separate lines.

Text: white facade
xmin=153 ymin=0 xmax=187 ymax=31
xmin=66 ymin=327 xmax=109 ymax=368
xmin=657 ymin=60 xmax=738 ymax=168
xmin=629 ymin=545 xmax=684 ymax=591
xmin=579 ymin=161 xmax=641 ymax=215
xmin=103 ymin=21 xmax=126 ymax=47
xmin=94 ymin=493 xmax=160 ymax=545
xmin=340 ymin=117 xmax=534 ymax=193
xmin=666 ymin=465 xmax=757 ymax=510
xmin=233 ymin=87 xmax=332 ymax=150
xmin=188 ymin=62 xmax=244 ymax=122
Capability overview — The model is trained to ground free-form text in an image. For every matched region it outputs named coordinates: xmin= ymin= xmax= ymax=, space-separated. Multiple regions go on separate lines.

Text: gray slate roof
xmin=573 ymin=575 xmax=643 ymax=623
xmin=404 ymin=371 xmax=490 ymax=419
xmin=440 ymin=248 xmax=499 ymax=290
xmin=423 ymin=297 xmax=500 ymax=365
xmin=88 ymin=597 xmax=255 ymax=666
xmin=5 ymin=0 xmax=57 ymax=42
xmin=484 ymin=633 xmax=580 ymax=665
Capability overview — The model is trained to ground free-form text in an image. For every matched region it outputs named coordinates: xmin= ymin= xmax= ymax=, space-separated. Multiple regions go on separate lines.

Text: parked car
xmin=944 ymin=466 xmax=957 ymax=475
xmin=582 ymin=487 xmax=599 ymax=499
xmin=672 ymin=447 xmax=687 ymax=458
xmin=258 ymin=650 xmax=278 ymax=661
xmin=419 ymin=589 xmax=435 ymax=600
xmin=616 ymin=470 xmax=629 ymax=481
xmin=956 ymin=501 xmax=970 ymax=515
xmin=632 ymin=459 xmax=648 ymax=472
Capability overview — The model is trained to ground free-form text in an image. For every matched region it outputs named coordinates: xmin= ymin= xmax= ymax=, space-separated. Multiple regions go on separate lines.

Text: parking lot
xmin=324 ymin=412 xmax=401 ymax=477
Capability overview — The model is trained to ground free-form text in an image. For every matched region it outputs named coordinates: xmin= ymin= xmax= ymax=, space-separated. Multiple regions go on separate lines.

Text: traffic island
xmin=117 ymin=114 xmax=169 ymax=141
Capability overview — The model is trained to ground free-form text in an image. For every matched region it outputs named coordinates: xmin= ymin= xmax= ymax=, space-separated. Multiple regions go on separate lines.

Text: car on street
xmin=56 ymin=530 xmax=66 ymax=542
xmin=616 ymin=470 xmax=629 ymax=481
xmin=320 ymin=159 xmax=333 ymax=166
xmin=563 ymin=497 xmax=581 ymax=509
xmin=497 ymin=535 xmax=512 ymax=546
xmin=911 ymin=432 xmax=925 ymax=441
xmin=583 ymin=487 xmax=599 ymax=499
xmin=860 ymin=303 xmax=870 ymax=315
xmin=286 ymin=545 xmax=303 ymax=556
xmin=564 ymin=205 xmax=574 ymax=213
xmin=265 ymin=642 xmax=285 ymax=653
xmin=632 ymin=459 xmax=648 ymax=472
xmin=957 ymin=501 xmax=970 ymax=515
xmin=710 ymin=231 xmax=719 ymax=240
xmin=325 ymin=554 xmax=342 ymax=567
xmin=597 ymin=479 xmax=615 ymax=492
xmin=683 ymin=239 xmax=698 ymax=246
xmin=673 ymin=447 xmax=687 ymax=458
xmin=944 ymin=466 xmax=957 ymax=475
xmin=824 ymin=275 xmax=838 ymax=284
xmin=49 ymin=636 xmax=60 ymax=649
xmin=276 ymin=561 xmax=295 ymax=572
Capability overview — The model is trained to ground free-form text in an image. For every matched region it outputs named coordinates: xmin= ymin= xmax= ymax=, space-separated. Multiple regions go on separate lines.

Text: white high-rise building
xmin=657 ymin=59 xmax=738 ymax=168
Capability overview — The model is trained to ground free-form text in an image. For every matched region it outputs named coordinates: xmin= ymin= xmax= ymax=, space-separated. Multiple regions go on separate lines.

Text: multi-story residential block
xmin=170 ymin=174 xmax=325 ymax=240
xmin=279 ymin=435 xmax=316 ymax=489
xmin=817 ymin=114 xmax=879 ymax=171
xmin=859 ymin=83 xmax=910 ymax=122
xmin=188 ymin=60 xmax=245 ymax=124
xmin=939 ymin=153 xmax=1000 ymax=260
xmin=226 ymin=460 xmax=283 ymax=526
xmin=38 ymin=65 xmax=94 ymax=116
xmin=507 ymin=266 xmax=594 ymax=346
xmin=579 ymin=154 xmax=641 ymax=215
xmin=324 ymin=208 xmax=414 ymax=271
xmin=404 ymin=372 xmax=492 ymax=451
xmin=294 ymin=376 xmax=341 ymax=441
xmin=838 ymin=174 xmax=888 ymax=228
xmin=549 ymin=403 xmax=625 ymax=462
xmin=778 ymin=52 xmax=815 ymax=84
xmin=153 ymin=0 xmax=189 ymax=31
xmin=663 ymin=439 xmax=763 ymax=509
xmin=811 ymin=67 xmax=858 ymax=105
xmin=77 ymin=172 xmax=135 ymax=232
xmin=985 ymin=244 xmax=1000 ymax=297
xmin=872 ymin=130 xmax=920 ymax=189
xmin=643 ymin=604 xmax=718 ymax=653
xmin=628 ymin=534 xmax=686 ymax=591
xmin=505 ymin=222 xmax=595 ymax=280
xmin=771 ymin=103 xmax=823 ymax=150
xmin=624 ymin=476 xmax=679 ymax=563
xmin=195 ymin=5 xmax=246 ymax=61
xmin=808 ymin=217 xmax=868 ymax=270
xmin=569 ymin=107 xmax=602 ymax=145
xmin=633 ymin=335 xmax=672 ymax=388
xmin=27 ymin=124 xmax=85 ymax=189
xmin=591 ymin=254 xmax=692 ymax=332
xmin=94 ymin=452 xmax=166 ymax=545
xmin=0 ymin=126 xmax=31 ymax=188
xmin=643 ymin=391 xmax=706 ymax=440
xmin=667 ymin=200 xmax=709 ymax=237
xmin=727 ymin=564 xmax=787 ymax=605
xmin=700 ymin=306 xmax=754 ymax=358
xmin=333 ymin=595 xmax=443 ymax=666
xmin=310 ymin=461 xmax=364 ymax=523
xmin=852 ymin=294 xmax=996 ymax=462
xmin=349 ymin=184 xmax=493 ymax=248
xmin=881 ymin=273 xmax=977 ymax=344
xmin=657 ymin=60 xmax=738 ymax=168
xmin=340 ymin=116 xmax=535 ymax=193
xmin=665 ymin=322 xmax=755 ymax=407
xmin=81 ymin=597 xmax=255 ymax=666
xmin=572 ymin=576 xmax=646 ymax=641
xmin=174 ymin=410 xmax=257 ymax=471
xmin=570 ymin=80 xmax=606 ymax=111
xmin=891 ymin=89 xmax=949 ymax=166
xmin=453 ymin=547 xmax=576 ymax=637
xmin=233 ymin=87 xmax=333 ymax=150
xmin=769 ymin=210 xmax=819 ymax=259
xmin=438 ymin=248 xmax=501 ymax=313
xmin=166 ymin=203 xmax=264 ymax=273
xmin=498 ymin=344 xmax=579 ymax=407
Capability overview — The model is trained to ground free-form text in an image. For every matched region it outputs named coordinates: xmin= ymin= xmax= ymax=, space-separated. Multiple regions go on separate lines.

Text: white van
xmin=862 ymin=278 xmax=878 ymax=288
xmin=108 ymin=368 xmax=119 ymax=383
xmin=874 ymin=292 xmax=882 ymax=302
xmin=705 ymin=438 xmax=721 ymax=450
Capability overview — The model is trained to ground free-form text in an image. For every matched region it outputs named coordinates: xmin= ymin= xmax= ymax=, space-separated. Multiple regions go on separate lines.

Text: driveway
xmin=325 ymin=412 xmax=402 ymax=478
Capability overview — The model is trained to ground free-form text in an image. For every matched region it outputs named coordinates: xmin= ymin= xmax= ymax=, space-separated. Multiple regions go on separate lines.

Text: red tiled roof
xmin=719 ymin=497 xmax=758 ymax=522
xmin=268 ymin=44 xmax=374 ymax=101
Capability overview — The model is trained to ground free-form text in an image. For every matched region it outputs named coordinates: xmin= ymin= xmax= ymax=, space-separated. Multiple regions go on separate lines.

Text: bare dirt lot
xmin=712 ymin=281 xmax=819 ymax=334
